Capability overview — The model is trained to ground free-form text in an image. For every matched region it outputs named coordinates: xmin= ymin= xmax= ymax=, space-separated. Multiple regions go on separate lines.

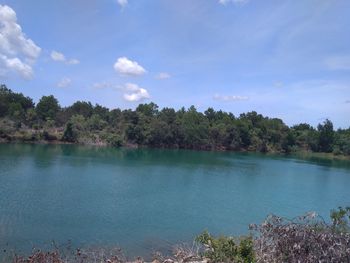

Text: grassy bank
xmin=289 ymin=150 xmax=350 ymax=161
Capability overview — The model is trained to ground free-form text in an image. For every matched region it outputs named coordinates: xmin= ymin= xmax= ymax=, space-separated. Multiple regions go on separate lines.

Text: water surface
xmin=0 ymin=144 xmax=349 ymax=256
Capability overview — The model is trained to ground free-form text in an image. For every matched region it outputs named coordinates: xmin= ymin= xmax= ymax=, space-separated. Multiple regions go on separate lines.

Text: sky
xmin=0 ymin=0 xmax=349 ymax=128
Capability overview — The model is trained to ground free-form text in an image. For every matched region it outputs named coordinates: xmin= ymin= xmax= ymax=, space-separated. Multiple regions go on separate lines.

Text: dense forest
xmin=0 ymin=84 xmax=349 ymax=155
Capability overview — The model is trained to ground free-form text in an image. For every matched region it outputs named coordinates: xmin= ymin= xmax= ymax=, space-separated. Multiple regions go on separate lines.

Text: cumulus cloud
xmin=155 ymin=72 xmax=171 ymax=80
xmin=123 ymin=83 xmax=150 ymax=102
xmin=0 ymin=55 xmax=33 ymax=78
xmin=325 ymin=55 xmax=350 ymax=71
xmin=57 ymin=77 xmax=71 ymax=88
xmin=0 ymin=4 xmax=41 ymax=79
xmin=114 ymin=57 xmax=146 ymax=76
xmin=219 ymin=0 xmax=249 ymax=5
xmin=50 ymin=50 xmax=80 ymax=65
xmin=91 ymin=81 xmax=150 ymax=102
xmin=213 ymin=94 xmax=249 ymax=101
xmin=117 ymin=0 xmax=128 ymax=8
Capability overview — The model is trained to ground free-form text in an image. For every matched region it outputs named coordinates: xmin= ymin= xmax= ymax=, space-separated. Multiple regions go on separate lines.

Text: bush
xmin=330 ymin=206 xmax=350 ymax=233
xmin=107 ymin=134 xmax=123 ymax=147
xmin=196 ymin=231 xmax=255 ymax=263
xmin=62 ymin=122 xmax=77 ymax=142
xmin=42 ymin=131 xmax=57 ymax=141
xmin=250 ymin=210 xmax=350 ymax=263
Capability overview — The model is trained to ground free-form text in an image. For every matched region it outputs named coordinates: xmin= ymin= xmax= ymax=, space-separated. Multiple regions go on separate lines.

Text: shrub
xmin=196 ymin=230 xmax=255 ymax=263
xmin=62 ymin=122 xmax=77 ymax=142
xmin=330 ymin=206 xmax=350 ymax=233
xmin=250 ymin=210 xmax=350 ymax=263
xmin=107 ymin=134 xmax=123 ymax=147
xmin=42 ymin=131 xmax=57 ymax=141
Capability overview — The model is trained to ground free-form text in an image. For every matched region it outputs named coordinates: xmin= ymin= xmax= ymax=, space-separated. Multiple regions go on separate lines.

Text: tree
xmin=281 ymin=131 xmax=296 ymax=153
xmin=70 ymin=114 xmax=86 ymax=131
xmin=25 ymin=108 xmax=38 ymax=127
xmin=0 ymin=85 xmax=348 ymax=154
xmin=62 ymin=122 xmax=77 ymax=142
xmin=87 ymin=114 xmax=107 ymax=131
xmin=36 ymin=95 xmax=60 ymax=122
xmin=136 ymin=102 xmax=159 ymax=117
xmin=67 ymin=101 xmax=94 ymax=119
xmin=318 ymin=119 xmax=334 ymax=153
xmin=0 ymin=84 xmax=34 ymax=118
xmin=159 ymin=107 xmax=176 ymax=124
xmin=180 ymin=106 xmax=209 ymax=149
xmin=93 ymin=104 xmax=110 ymax=121
xmin=147 ymin=118 xmax=174 ymax=147
xmin=8 ymin=102 xmax=25 ymax=119
xmin=204 ymin=107 xmax=216 ymax=123
xmin=109 ymin=108 xmax=122 ymax=128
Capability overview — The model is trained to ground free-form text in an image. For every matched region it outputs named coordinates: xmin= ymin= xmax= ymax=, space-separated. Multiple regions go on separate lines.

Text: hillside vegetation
xmin=1 ymin=84 xmax=349 ymax=156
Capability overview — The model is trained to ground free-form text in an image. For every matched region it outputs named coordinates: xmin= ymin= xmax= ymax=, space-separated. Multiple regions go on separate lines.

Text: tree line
xmin=0 ymin=84 xmax=349 ymax=155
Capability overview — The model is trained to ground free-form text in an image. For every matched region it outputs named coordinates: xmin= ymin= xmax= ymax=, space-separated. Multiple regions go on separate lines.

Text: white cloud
xmin=0 ymin=4 xmax=41 ymax=79
xmin=91 ymin=81 xmax=150 ymax=102
xmin=117 ymin=0 xmax=128 ymax=8
xmin=114 ymin=57 xmax=146 ymax=76
xmin=67 ymin=58 xmax=80 ymax=65
xmin=92 ymin=82 xmax=113 ymax=89
xmin=325 ymin=56 xmax=350 ymax=71
xmin=155 ymin=72 xmax=171 ymax=80
xmin=213 ymin=94 xmax=249 ymax=101
xmin=50 ymin=50 xmax=80 ymax=65
xmin=57 ymin=77 xmax=71 ymax=88
xmin=51 ymin=51 xmax=65 ymax=62
xmin=0 ymin=55 xmax=33 ymax=78
xmin=218 ymin=0 xmax=249 ymax=5
xmin=123 ymin=83 xmax=150 ymax=102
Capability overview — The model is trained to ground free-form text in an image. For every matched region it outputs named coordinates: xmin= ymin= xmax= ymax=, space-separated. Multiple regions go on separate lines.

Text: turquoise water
xmin=0 ymin=144 xmax=349 ymax=257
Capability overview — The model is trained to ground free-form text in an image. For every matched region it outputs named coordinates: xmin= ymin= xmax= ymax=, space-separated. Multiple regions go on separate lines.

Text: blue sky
xmin=0 ymin=0 xmax=349 ymax=128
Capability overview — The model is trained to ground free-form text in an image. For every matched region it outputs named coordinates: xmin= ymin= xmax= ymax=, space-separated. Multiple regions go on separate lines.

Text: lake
xmin=0 ymin=143 xmax=349 ymax=257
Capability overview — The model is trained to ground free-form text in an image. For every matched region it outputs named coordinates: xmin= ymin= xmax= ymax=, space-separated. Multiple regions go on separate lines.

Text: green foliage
xmin=44 ymin=118 xmax=55 ymax=129
xmin=136 ymin=102 xmax=159 ymax=117
xmin=317 ymin=119 xmax=334 ymax=153
xmin=41 ymin=130 xmax=57 ymax=141
xmin=61 ymin=114 xmax=89 ymax=143
xmin=25 ymin=108 xmax=37 ymax=127
xmin=87 ymin=114 xmax=107 ymax=131
xmin=8 ymin=102 xmax=25 ymax=119
xmin=333 ymin=128 xmax=350 ymax=155
xmin=62 ymin=122 xmax=77 ymax=142
xmin=67 ymin=101 xmax=94 ymax=119
xmin=70 ymin=114 xmax=86 ymax=131
xmin=36 ymin=95 xmax=60 ymax=122
xmin=0 ymin=84 xmax=34 ymax=118
xmin=196 ymin=231 xmax=255 ymax=263
xmin=106 ymin=134 xmax=123 ymax=147
xmin=330 ymin=206 xmax=350 ymax=233
xmin=0 ymin=85 xmax=349 ymax=155
xmin=180 ymin=106 xmax=209 ymax=149
xmin=93 ymin=104 xmax=110 ymax=121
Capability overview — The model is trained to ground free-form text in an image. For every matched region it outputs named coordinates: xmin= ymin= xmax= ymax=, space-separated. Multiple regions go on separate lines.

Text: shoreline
xmin=1 ymin=139 xmax=350 ymax=162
